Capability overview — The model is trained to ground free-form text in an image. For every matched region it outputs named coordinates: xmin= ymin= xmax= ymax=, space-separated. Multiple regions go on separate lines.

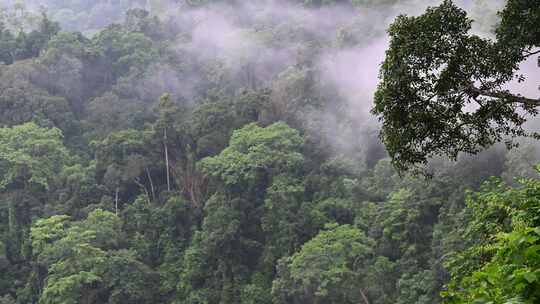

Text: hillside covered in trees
xmin=0 ymin=0 xmax=539 ymax=303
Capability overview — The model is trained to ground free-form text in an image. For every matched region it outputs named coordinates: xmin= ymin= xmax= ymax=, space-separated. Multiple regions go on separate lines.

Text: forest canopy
xmin=0 ymin=0 xmax=539 ymax=304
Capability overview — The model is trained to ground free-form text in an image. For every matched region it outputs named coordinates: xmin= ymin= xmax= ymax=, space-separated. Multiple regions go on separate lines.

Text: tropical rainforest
xmin=0 ymin=0 xmax=539 ymax=303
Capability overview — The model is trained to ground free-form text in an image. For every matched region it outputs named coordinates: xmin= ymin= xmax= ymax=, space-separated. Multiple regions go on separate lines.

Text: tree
xmin=155 ymin=94 xmax=177 ymax=192
xmin=93 ymin=128 xmax=156 ymax=211
xmin=11 ymin=12 xmax=60 ymax=61
xmin=31 ymin=209 xmax=158 ymax=304
xmin=373 ymin=0 xmax=540 ymax=172
xmin=200 ymin=122 xmax=304 ymax=186
xmin=37 ymin=31 xmax=98 ymax=114
xmin=444 ymin=168 xmax=540 ymax=303
xmin=51 ymin=163 xmax=103 ymax=218
xmin=0 ymin=21 xmax=16 ymax=64
xmin=91 ymin=25 xmax=158 ymax=79
xmin=0 ymin=122 xmax=69 ymax=277
xmin=272 ymin=223 xmax=374 ymax=304
xmin=0 ymin=61 xmax=76 ymax=132
xmin=178 ymin=122 xmax=305 ymax=303
xmin=260 ymin=175 xmax=306 ymax=266
xmin=0 ymin=122 xmax=69 ymax=191
xmin=0 ymin=123 xmax=69 ymax=294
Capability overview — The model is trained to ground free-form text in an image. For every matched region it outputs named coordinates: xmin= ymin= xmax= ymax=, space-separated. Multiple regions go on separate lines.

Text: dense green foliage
xmin=444 ymin=169 xmax=540 ymax=303
xmin=374 ymin=0 xmax=540 ymax=172
xmin=0 ymin=0 xmax=539 ymax=303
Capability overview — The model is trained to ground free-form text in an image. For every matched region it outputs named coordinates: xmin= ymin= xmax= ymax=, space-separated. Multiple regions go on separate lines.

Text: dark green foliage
xmin=373 ymin=0 xmax=540 ymax=172
xmin=0 ymin=13 xmax=60 ymax=64
xmin=0 ymin=1 xmax=539 ymax=304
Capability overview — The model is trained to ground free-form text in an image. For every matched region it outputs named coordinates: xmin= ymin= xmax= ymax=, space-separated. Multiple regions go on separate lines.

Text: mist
xmin=1 ymin=0 xmax=536 ymax=161
xmin=2 ymin=1 xmax=540 ymax=304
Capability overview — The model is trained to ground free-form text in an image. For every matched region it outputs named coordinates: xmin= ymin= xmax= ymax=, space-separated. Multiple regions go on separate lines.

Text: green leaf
xmin=523 ymin=272 xmax=537 ymax=283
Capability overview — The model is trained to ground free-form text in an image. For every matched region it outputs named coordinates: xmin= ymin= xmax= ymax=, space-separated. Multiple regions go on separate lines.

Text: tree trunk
xmin=134 ymin=177 xmax=151 ymax=203
xmin=114 ymin=187 xmax=119 ymax=215
xmin=164 ymin=128 xmax=171 ymax=192
xmin=146 ymin=167 xmax=155 ymax=202
xmin=360 ymin=289 xmax=370 ymax=304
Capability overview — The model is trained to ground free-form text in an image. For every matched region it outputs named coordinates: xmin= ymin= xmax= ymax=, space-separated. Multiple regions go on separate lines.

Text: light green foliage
xmin=179 ymin=122 xmax=306 ymax=304
xmin=364 ymin=256 xmax=397 ymax=303
xmin=445 ymin=168 xmax=540 ymax=303
xmin=31 ymin=209 xmax=157 ymax=304
xmin=200 ymin=122 xmax=304 ymax=185
xmin=396 ymin=270 xmax=437 ymax=304
xmin=40 ymin=245 xmax=106 ymax=304
xmin=31 ymin=209 xmax=120 ymax=265
xmin=33 ymin=210 xmax=113 ymax=304
xmin=0 ymin=122 xmax=69 ymax=190
xmin=177 ymin=192 xmax=255 ymax=304
xmin=30 ymin=215 xmax=70 ymax=258
xmin=273 ymin=223 xmax=374 ymax=303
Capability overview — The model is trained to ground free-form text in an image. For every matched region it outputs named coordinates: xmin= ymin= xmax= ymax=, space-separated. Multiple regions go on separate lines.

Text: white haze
xmin=3 ymin=0 xmax=537 ymax=161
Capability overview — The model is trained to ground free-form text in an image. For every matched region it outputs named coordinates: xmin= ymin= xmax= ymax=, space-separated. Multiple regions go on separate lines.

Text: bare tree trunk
xmin=164 ymin=129 xmax=171 ymax=192
xmin=360 ymin=289 xmax=370 ymax=304
xmin=114 ymin=187 xmax=119 ymax=215
xmin=134 ymin=178 xmax=151 ymax=203
xmin=146 ymin=167 xmax=155 ymax=202
xmin=172 ymin=157 xmax=208 ymax=208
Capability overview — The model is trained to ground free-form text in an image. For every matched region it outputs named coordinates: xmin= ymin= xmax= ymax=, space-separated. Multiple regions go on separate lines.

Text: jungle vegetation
xmin=0 ymin=0 xmax=539 ymax=303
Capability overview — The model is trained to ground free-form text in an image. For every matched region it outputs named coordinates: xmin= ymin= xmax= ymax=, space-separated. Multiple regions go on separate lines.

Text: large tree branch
xmin=523 ymin=49 xmax=540 ymax=58
xmin=467 ymin=86 xmax=540 ymax=107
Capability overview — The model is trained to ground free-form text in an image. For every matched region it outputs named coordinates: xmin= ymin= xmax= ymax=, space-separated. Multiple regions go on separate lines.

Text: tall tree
xmin=373 ymin=0 xmax=540 ymax=171
xmin=272 ymin=223 xmax=375 ymax=304
xmin=0 ymin=122 xmax=69 ymax=191
xmin=0 ymin=122 xmax=69 ymax=263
